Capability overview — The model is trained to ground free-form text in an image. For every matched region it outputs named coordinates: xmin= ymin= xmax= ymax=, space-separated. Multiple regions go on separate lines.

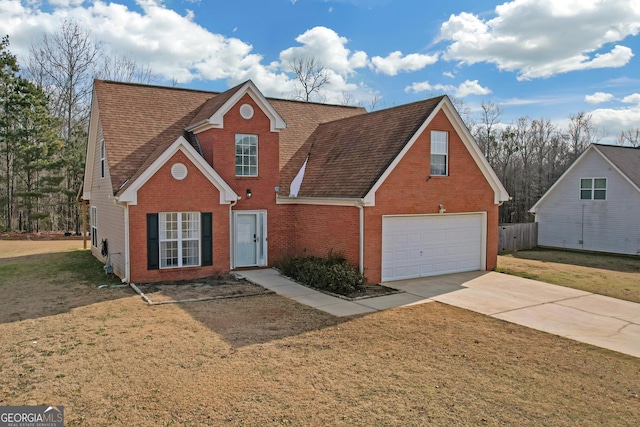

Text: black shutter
xmin=147 ymin=213 xmax=159 ymax=270
xmin=201 ymin=212 xmax=213 ymax=266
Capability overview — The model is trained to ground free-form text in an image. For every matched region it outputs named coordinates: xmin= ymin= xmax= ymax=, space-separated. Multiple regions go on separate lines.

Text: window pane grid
xmin=580 ymin=178 xmax=606 ymax=200
xmin=159 ymin=212 xmax=200 ymax=268
xmin=235 ymin=134 xmax=258 ymax=177
xmin=430 ymin=131 xmax=448 ymax=176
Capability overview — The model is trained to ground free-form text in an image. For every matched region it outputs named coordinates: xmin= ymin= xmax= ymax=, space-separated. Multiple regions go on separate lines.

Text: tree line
xmin=1 ymin=21 xmax=638 ymax=233
xmin=0 ymin=21 xmax=154 ymax=233
xmin=467 ymin=101 xmax=639 ymax=224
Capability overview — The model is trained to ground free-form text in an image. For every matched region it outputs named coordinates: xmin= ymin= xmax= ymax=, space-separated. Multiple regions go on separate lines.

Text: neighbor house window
xmin=580 ymin=178 xmax=607 ymax=200
xmin=159 ymin=212 xmax=200 ymax=268
xmin=430 ymin=131 xmax=448 ymax=176
xmin=100 ymin=139 xmax=105 ymax=178
xmin=235 ymin=134 xmax=258 ymax=176
xmin=91 ymin=206 xmax=97 ymax=248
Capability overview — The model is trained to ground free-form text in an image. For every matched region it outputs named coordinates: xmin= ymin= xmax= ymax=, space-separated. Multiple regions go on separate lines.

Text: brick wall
xmin=129 ymin=150 xmax=230 ymax=283
xmin=197 ymin=93 xmax=288 ymax=260
xmin=363 ymin=109 xmax=499 ymax=283
xmin=289 ymin=204 xmax=360 ymax=265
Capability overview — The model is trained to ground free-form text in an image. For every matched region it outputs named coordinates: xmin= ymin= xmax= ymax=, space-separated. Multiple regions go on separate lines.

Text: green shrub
xmin=276 ymin=253 xmax=366 ymax=296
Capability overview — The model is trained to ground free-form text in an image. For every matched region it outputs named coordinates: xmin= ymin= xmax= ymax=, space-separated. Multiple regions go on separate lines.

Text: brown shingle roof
xmin=595 ymin=144 xmax=640 ymax=189
xmin=95 ymin=80 xmax=215 ymax=194
xmin=269 ymin=99 xmax=366 ymax=195
xmin=94 ymin=79 xmax=364 ymax=196
xmin=186 ymin=81 xmax=246 ymax=129
xmin=298 ymin=96 xmax=445 ymax=198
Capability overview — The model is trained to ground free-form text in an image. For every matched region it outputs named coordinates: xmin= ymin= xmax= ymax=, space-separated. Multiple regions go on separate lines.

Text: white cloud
xmin=442 ymin=71 xmax=455 ymax=78
xmin=585 ymin=92 xmax=614 ymax=104
xmin=589 ymin=105 xmax=640 ymax=133
xmin=622 ymin=93 xmax=640 ymax=104
xmin=279 ymin=26 xmax=368 ymax=75
xmin=371 ymin=51 xmax=439 ymax=76
xmin=405 ymin=79 xmax=491 ymax=98
xmin=439 ymin=0 xmax=640 ymax=80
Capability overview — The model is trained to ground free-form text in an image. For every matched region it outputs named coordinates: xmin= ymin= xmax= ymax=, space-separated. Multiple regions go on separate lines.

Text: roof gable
xmin=530 ymin=144 xmax=640 ymax=213
xmin=117 ymin=136 xmax=238 ymax=205
xmin=87 ymin=80 xmax=216 ymax=195
xmin=185 ymin=80 xmax=286 ymax=133
xmin=593 ymin=144 xmax=640 ymax=190
xmin=296 ymin=97 xmax=445 ymax=199
xmin=293 ymin=95 xmax=509 ymax=204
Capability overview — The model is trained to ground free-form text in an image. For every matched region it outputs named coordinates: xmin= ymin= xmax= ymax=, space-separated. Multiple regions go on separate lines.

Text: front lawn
xmin=1 ymin=242 xmax=639 ymax=426
xmin=498 ymin=248 xmax=640 ymax=303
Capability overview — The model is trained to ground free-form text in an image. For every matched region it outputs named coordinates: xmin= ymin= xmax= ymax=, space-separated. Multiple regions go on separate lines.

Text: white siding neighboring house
xmin=530 ymin=144 xmax=640 ymax=256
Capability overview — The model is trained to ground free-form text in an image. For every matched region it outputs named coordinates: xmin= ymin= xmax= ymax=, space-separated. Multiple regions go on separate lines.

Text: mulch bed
xmin=0 ymin=232 xmax=84 ymax=240
xmin=133 ymin=274 xmax=273 ymax=304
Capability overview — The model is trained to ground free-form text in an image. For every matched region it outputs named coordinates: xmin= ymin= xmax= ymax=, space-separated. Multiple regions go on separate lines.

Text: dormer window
xmin=236 ymin=134 xmax=258 ymax=177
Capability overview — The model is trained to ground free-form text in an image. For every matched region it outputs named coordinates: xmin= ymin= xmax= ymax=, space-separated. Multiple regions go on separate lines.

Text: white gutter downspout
xmin=123 ymin=204 xmax=130 ymax=283
xmin=357 ymin=201 xmax=365 ymax=275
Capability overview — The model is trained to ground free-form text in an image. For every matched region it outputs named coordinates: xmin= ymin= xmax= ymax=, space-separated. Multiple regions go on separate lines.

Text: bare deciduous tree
xmin=564 ymin=112 xmax=600 ymax=161
xmin=100 ymin=54 xmax=157 ymax=84
xmin=289 ymin=57 xmax=330 ymax=102
xmin=616 ymin=128 xmax=640 ymax=147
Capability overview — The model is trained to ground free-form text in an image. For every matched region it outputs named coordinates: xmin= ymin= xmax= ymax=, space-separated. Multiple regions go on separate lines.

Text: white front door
xmin=233 ymin=211 xmax=267 ymax=267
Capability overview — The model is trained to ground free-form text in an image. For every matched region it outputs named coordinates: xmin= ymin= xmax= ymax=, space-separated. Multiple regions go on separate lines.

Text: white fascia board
xmin=529 ymin=145 xmax=596 ymax=213
xmin=277 ymin=196 xmax=366 ymax=207
xmin=188 ymin=80 xmax=286 ymax=134
xmin=117 ymin=136 xmax=238 ymax=205
xmin=592 ymin=145 xmax=640 ymax=194
xmin=362 ymin=101 xmax=442 ymax=203
xmin=363 ymin=96 xmax=509 ymax=206
xmin=439 ymin=97 xmax=510 ymax=204
xmin=82 ymin=88 xmax=100 ymax=201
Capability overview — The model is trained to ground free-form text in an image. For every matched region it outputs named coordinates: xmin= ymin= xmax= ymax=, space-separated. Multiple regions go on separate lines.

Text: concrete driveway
xmin=387 ymin=271 xmax=640 ymax=359
xmin=241 ymin=268 xmax=640 ymax=358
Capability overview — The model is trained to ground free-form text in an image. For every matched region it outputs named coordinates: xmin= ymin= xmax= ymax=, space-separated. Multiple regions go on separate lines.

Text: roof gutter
xmin=276 ymin=195 xmax=370 ymax=207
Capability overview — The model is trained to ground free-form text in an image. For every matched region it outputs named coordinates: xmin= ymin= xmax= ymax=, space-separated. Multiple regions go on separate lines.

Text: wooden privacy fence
xmin=498 ymin=223 xmax=538 ymax=252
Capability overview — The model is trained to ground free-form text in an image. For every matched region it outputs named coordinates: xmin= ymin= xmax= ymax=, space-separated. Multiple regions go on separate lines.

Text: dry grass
xmin=1 ymin=242 xmax=639 ymax=426
xmin=498 ymin=248 xmax=640 ymax=303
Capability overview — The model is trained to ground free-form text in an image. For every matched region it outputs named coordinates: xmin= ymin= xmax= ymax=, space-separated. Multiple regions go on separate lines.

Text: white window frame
xmin=100 ymin=139 xmax=105 ymax=179
xmin=235 ymin=134 xmax=258 ymax=177
xmin=580 ymin=177 xmax=607 ymax=200
xmin=90 ymin=206 xmax=97 ymax=248
xmin=159 ymin=212 xmax=200 ymax=268
xmin=430 ymin=131 xmax=448 ymax=176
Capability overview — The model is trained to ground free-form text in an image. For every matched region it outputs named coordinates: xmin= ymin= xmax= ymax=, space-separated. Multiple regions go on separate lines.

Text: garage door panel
xmin=382 ymin=214 xmax=484 ymax=281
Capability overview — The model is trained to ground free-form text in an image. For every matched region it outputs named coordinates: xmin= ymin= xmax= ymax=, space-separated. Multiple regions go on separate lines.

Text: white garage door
xmin=382 ymin=213 xmax=484 ymax=282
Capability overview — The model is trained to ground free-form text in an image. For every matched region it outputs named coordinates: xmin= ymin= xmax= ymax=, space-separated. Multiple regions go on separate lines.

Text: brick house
xmin=82 ymin=79 xmax=508 ymax=284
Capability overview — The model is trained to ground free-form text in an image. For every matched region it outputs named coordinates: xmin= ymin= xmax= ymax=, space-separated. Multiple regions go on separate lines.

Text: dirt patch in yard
xmin=134 ymin=276 xmax=273 ymax=304
xmin=1 ymin=242 xmax=640 ymax=426
xmin=498 ymin=248 xmax=640 ymax=303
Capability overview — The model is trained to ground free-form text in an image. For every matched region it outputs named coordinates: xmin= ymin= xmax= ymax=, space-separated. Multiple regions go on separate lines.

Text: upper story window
xmin=100 ymin=139 xmax=105 ymax=178
xmin=580 ymin=178 xmax=607 ymax=200
xmin=430 ymin=131 xmax=448 ymax=176
xmin=235 ymin=134 xmax=258 ymax=177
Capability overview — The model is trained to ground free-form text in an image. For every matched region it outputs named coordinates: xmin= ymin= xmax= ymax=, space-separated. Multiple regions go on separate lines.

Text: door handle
xmin=253 ymin=233 xmax=257 ymax=243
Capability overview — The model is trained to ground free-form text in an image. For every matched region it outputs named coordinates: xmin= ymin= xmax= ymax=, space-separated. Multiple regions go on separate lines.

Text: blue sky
xmin=3 ymin=0 xmax=640 ymax=139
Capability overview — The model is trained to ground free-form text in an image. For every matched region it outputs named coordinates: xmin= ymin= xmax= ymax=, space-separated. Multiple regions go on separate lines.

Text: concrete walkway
xmin=238 ymin=268 xmax=640 ymax=358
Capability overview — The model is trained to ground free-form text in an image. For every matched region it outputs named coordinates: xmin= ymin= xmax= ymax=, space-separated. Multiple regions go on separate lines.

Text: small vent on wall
xmin=171 ymin=163 xmax=188 ymax=180
xmin=240 ymin=103 xmax=254 ymax=120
